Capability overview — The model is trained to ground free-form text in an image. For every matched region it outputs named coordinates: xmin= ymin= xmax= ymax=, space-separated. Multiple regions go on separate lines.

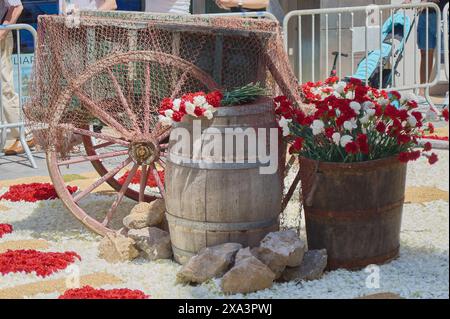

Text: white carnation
xmin=343 ymin=119 xmax=357 ymax=131
xmin=164 ymin=109 xmax=174 ymax=118
xmin=172 ymin=99 xmax=181 ymax=111
xmin=366 ymin=108 xmax=376 ymax=117
xmin=334 ymin=81 xmax=347 ymax=94
xmin=360 ymin=114 xmax=370 ymax=124
xmin=346 ymin=91 xmax=355 ymax=99
xmin=159 ymin=115 xmax=173 ymax=126
xmin=278 ymin=117 xmax=292 ymax=137
xmin=193 ymin=95 xmax=207 ymax=106
xmin=403 ymin=92 xmax=417 ymax=102
xmin=407 ymin=115 xmax=418 ymax=127
xmin=185 ymin=102 xmax=196 ymax=116
xmin=362 ymin=101 xmax=374 ymax=110
xmin=340 ymin=135 xmax=353 ymax=147
xmin=204 ymin=110 xmax=214 ymax=120
xmin=332 ymin=132 xmax=341 ymax=145
xmin=350 ymin=101 xmax=361 ymax=114
xmin=379 ymin=98 xmax=390 ymax=106
xmin=311 ymin=119 xmax=325 ymax=135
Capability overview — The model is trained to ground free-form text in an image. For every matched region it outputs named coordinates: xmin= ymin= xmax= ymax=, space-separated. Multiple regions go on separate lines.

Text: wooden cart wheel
xmin=46 ymin=51 xmax=218 ymax=235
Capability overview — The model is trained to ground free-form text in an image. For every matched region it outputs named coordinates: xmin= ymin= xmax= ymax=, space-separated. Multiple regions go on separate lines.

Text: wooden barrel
xmin=299 ymin=156 xmax=407 ymax=270
xmin=165 ymin=98 xmax=282 ymax=264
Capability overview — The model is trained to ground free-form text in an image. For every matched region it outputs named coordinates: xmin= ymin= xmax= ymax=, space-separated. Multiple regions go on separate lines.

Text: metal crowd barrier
xmin=283 ymin=3 xmax=442 ymax=112
xmin=0 ymin=23 xmax=37 ymax=168
xmin=443 ymin=2 xmax=449 ymax=81
xmin=197 ymin=10 xmax=278 ymax=21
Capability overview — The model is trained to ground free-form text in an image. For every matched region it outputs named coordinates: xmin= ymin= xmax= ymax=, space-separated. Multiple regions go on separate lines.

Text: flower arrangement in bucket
xmin=275 ymin=77 xmax=440 ymax=270
xmin=158 ymin=83 xmax=267 ymax=125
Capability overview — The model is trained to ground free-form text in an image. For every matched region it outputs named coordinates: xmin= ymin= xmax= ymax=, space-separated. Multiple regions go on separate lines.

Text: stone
xmin=222 ymin=256 xmax=276 ymax=294
xmin=128 ymin=227 xmax=172 ymax=261
xmin=98 ymin=233 xmax=139 ymax=263
xmin=235 ymin=247 xmax=256 ymax=264
xmin=253 ymin=230 xmax=307 ymax=278
xmin=281 ymin=249 xmax=328 ymax=282
xmin=177 ymin=243 xmax=242 ymax=285
xmin=123 ymin=200 xmax=165 ymax=229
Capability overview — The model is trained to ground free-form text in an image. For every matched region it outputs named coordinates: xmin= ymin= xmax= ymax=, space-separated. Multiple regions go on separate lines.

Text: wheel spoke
xmin=74 ymin=89 xmax=132 ymax=139
xmin=107 ymin=68 xmax=141 ymax=133
xmin=73 ymin=157 xmax=133 ymax=203
xmin=93 ymin=141 xmax=115 ymax=150
xmin=150 ymin=163 xmax=165 ymax=199
xmin=143 ymin=63 xmax=151 ymax=134
xmin=58 ymin=150 xmax=128 ymax=166
xmin=157 ymin=159 xmax=166 ymax=169
xmin=139 ymin=165 xmax=148 ymax=202
xmin=63 ymin=126 xmax=129 ymax=147
xmin=102 ymin=163 xmax=139 ymax=227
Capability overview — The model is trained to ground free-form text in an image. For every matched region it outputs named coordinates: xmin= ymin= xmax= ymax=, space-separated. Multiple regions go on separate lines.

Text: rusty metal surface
xmin=299 ymin=156 xmax=407 ymax=270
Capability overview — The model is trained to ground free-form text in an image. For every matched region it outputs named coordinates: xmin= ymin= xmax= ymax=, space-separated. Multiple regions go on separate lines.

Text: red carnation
xmin=289 ymin=138 xmax=304 ymax=154
xmin=325 ymin=127 xmax=335 ymax=139
xmin=408 ymin=150 xmax=421 ymax=161
xmin=398 ymin=152 xmax=410 ymax=163
xmin=389 ymin=91 xmax=401 ymax=100
xmin=172 ymin=111 xmax=184 ymax=122
xmin=206 ymin=91 xmax=223 ymax=108
xmin=158 ymin=98 xmax=173 ymax=115
xmin=442 ymin=108 xmax=449 ymax=122
xmin=376 ymin=121 xmax=387 ymax=133
xmin=194 ymin=107 xmax=205 ymax=117
xmin=345 ymin=141 xmax=359 ymax=154
xmin=349 ymin=78 xmax=363 ymax=86
xmin=411 ymin=111 xmax=423 ymax=122
xmin=427 ymin=123 xmax=435 ymax=134
xmin=423 ymin=142 xmax=433 ymax=152
xmin=428 ymin=153 xmax=439 ymax=165
xmin=397 ymin=134 xmax=411 ymax=145
xmin=356 ymin=134 xmax=369 ymax=154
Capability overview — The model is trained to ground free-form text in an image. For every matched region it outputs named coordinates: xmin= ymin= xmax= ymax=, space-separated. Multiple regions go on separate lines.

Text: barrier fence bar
xmin=444 ymin=3 xmax=449 ymax=81
xmin=0 ymin=24 xmax=37 ymax=168
xmin=283 ymin=2 xmax=442 ymax=111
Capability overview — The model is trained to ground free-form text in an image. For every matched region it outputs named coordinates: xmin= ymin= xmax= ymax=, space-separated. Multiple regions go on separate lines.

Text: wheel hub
xmin=129 ymin=140 xmax=159 ymax=165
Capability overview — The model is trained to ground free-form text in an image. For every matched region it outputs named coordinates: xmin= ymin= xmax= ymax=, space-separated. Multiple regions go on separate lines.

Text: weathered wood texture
xmin=166 ymin=98 xmax=283 ymax=264
xmin=300 ymin=156 xmax=407 ymax=270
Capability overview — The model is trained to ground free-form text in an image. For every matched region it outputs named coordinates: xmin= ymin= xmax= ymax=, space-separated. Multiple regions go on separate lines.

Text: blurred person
xmin=1 ymin=0 xmax=25 ymax=156
xmin=215 ymin=0 xmax=269 ymax=12
xmin=59 ymin=0 xmax=117 ymax=13
xmin=145 ymin=0 xmax=190 ymax=14
xmin=404 ymin=0 xmax=449 ymax=100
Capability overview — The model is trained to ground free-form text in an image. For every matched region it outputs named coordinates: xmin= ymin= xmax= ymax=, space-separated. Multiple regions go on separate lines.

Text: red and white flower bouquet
xmin=276 ymin=77 xmax=439 ymax=165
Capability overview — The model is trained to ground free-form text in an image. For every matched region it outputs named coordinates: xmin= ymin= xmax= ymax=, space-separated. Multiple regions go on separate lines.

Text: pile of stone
xmin=177 ymin=230 xmax=328 ymax=294
xmin=98 ymin=200 xmax=172 ymax=263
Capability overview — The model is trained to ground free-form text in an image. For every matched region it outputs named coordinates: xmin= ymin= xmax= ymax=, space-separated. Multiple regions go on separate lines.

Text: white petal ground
xmin=0 ymin=150 xmax=448 ymax=299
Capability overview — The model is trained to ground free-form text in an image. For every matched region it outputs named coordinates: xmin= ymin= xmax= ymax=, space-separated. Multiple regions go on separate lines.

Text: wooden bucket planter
xmin=299 ymin=156 xmax=407 ymax=270
xmin=165 ymin=98 xmax=283 ymax=264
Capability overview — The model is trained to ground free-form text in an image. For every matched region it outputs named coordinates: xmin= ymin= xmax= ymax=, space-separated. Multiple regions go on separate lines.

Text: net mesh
xmin=25 ymin=12 xmax=302 ymax=158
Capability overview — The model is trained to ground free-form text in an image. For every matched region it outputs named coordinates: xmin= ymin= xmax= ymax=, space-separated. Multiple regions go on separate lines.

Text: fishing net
xmin=25 ymin=11 xmax=302 ymax=158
